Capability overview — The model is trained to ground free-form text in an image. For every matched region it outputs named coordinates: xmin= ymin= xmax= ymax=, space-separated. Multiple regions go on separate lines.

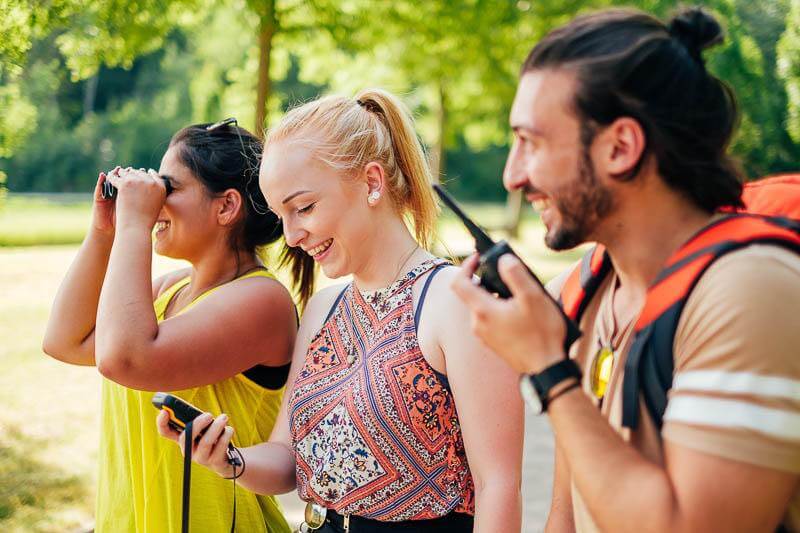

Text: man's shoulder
xmin=686 ymin=243 xmax=800 ymax=311
xmin=664 ymin=244 xmax=800 ymax=473
xmin=675 ymin=243 xmax=800 ymax=369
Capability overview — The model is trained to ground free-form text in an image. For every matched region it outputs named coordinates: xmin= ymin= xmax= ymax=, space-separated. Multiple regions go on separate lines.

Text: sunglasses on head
xmin=206 ymin=117 xmax=269 ymax=215
xmin=99 ymin=118 xmax=259 ymax=207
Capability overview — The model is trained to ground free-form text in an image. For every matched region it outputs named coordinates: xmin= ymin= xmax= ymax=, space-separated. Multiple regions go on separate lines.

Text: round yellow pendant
xmin=303 ymin=501 xmax=327 ymax=529
xmin=590 ymin=346 xmax=614 ymax=399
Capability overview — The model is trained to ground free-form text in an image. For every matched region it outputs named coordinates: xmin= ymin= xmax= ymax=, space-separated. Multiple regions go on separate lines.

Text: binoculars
xmin=101 ymin=171 xmax=174 ymax=200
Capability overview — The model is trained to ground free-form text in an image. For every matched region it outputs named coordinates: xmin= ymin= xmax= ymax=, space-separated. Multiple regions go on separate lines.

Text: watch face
xmin=519 ymin=375 xmax=543 ymax=414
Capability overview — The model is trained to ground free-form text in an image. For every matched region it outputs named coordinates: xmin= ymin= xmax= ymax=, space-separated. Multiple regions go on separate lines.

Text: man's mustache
xmin=520 ymin=183 xmax=541 ymax=196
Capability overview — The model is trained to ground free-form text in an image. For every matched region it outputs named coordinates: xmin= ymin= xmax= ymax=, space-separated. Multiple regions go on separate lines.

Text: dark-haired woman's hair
xmin=169 ymin=123 xmax=315 ymax=306
xmin=522 ymin=6 xmax=744 ymax=212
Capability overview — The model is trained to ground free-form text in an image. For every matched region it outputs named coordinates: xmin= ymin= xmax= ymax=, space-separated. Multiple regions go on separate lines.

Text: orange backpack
xmin=735 ymin=174 xmax=800 ymax=219
xmin=558 ymin=175 xmax=800 ymax=429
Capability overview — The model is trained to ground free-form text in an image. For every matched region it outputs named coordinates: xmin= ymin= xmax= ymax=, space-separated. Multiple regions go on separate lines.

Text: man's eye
xmin=298 ymin=203 xmax=316 ymax=214
xmin=519 ymin=137 xmax=536 ymax=151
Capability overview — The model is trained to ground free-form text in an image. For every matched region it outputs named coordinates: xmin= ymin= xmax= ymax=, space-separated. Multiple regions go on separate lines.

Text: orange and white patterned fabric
xmin=289 ymin=259 xmax=475 ymax=521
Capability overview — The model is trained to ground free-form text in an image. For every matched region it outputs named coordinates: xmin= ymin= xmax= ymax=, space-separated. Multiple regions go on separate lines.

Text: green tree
xmin=778 ymin=0 xmax=800 ymax=144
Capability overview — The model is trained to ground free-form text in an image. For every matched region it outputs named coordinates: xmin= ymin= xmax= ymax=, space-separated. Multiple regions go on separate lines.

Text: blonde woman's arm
xmin=423 ymin=267 xmax=525 ymax=532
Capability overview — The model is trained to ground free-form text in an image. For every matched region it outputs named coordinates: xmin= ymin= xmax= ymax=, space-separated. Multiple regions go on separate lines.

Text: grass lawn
xmin=0 ymin=196 xmax=93 ymax=247
xmin=0 ymin=197 xmax=583 ymax=531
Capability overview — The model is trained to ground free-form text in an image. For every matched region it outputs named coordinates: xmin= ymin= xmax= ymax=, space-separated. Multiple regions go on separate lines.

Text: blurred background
xmin=1 ymin=0 xmax=799 ymax=531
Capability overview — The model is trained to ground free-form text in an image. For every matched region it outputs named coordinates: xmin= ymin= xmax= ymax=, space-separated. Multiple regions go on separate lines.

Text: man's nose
xmin=503 ymin=154 xmax=530 ymax=193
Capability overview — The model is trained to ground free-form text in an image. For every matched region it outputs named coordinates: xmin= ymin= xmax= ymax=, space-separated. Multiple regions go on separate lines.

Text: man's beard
xmin=544 ymin=147 xmax=614 ymax=251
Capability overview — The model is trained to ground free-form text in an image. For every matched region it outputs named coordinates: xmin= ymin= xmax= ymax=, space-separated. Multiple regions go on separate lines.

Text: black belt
xmin=321 ymin=509 xmax=473 ymax=533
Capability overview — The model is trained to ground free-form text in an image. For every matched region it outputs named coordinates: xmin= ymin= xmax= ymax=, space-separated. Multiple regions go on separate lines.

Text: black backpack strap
xmin=623 ymin=231 xmax=800 ymax=430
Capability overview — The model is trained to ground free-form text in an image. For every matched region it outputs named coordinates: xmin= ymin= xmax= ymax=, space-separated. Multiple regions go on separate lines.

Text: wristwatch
xmin=519 ymin=358 xmax=582 ymax=414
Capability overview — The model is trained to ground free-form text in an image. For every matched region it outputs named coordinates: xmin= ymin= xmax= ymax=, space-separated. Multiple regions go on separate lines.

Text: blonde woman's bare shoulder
xmin=299 ymin=282 xmax=349 ymax=332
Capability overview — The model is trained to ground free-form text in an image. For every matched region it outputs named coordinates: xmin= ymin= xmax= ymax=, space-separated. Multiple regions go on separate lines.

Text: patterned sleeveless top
xmin=289 ymin=258 xmax=475 ymax=522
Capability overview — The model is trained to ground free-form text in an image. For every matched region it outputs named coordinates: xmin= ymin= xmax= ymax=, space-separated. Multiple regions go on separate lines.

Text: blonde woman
xmin=159 ymin=91 xmax=524 ymax=532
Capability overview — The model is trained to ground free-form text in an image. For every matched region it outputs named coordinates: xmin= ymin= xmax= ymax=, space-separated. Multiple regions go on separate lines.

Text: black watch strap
xmin=531 ymin=359 xmax=582 ymax=412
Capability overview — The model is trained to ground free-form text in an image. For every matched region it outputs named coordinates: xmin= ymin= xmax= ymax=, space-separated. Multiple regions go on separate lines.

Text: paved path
xmin=278 ymin=407 xmax=555 ymax=532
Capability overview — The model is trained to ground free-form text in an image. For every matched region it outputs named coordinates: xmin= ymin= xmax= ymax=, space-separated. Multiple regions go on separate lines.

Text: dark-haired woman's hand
xmin=106 ymin=167 xmax=167 ymax=232
xmin=91 ymin=169 xmax=118 ymax=238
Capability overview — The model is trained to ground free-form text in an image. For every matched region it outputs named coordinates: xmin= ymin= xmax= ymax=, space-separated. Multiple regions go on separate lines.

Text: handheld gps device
xmin=433 ymin=184 xmax=582 ymax=352
xmin=152 ymin=392 xmax=242 ymax=468
xmin=152 ymin=392 xmax=244 ymax=533
xmin=151 ymin=392 xmax=204 ymax=432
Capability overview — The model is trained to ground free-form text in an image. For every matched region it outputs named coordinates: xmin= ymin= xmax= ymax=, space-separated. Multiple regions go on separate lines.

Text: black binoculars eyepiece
xmin=101 ymin=174 xmax=174 ymax=200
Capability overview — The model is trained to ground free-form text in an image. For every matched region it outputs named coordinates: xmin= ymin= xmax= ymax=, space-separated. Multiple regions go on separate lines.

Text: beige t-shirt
xmin=566 ymin=245 xmax=800 ymax=532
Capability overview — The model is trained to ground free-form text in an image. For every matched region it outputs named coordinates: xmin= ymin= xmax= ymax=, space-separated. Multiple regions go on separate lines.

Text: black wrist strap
xmin=532 ymin=358 xmax=582 ymax=412
xmin=546 ymin=381 xmax=581 ymax=409
xmin=181 ymin=421 xmax=242 ymax=533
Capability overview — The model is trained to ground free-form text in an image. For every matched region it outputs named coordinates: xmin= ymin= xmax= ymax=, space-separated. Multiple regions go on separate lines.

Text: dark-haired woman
xmin=43 ymin=122 xmax=307 ymax=532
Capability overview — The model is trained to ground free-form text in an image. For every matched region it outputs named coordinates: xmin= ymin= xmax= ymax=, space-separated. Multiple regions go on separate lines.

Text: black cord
xmin=180 ymin=427 xmax=245 ymax=533
xmin=224 ymin=445 xmax=245 ymax=479
xmin=224 ymin=446 xmax=245 ymax=532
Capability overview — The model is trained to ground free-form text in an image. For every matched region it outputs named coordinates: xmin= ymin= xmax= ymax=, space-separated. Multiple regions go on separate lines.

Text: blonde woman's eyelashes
xmin=298 ymin=203 xmax=316 ymax=214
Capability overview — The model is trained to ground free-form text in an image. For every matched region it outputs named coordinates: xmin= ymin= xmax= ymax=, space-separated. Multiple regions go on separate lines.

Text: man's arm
xmin=545 ymin=443 xmax=575 ymax=533
xmin=452 ymin=252 xmax=800 ymax=533
xmin=546 ymin=388 xmax=797 ymax=533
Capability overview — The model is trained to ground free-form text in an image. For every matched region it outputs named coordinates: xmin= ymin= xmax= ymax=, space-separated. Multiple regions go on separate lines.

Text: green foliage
xmin=778 ymin=0 xmax=800 ymax=143
xmin=1 ymin=0 xmax=798 ymax=197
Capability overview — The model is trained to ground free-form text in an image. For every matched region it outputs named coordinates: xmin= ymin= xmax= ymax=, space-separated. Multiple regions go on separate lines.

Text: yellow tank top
xmin=95 ymin=269 xmax=291 ymax=533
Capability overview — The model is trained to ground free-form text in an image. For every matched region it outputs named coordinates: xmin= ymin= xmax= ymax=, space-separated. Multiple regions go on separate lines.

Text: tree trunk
xmin=505 ymin=189 xmax=523 ymax=238
xmin=430 ymin=81 xmax=447 ymax=183
xmin=255 ymin=0 xmax=276 ymax=138
xmin=83 ymin=74 xmax=98 ymax=117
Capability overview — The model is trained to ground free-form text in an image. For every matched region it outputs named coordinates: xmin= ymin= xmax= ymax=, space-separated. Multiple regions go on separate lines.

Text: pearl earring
xmin=368 ymin=191 xmax=380 ymax=203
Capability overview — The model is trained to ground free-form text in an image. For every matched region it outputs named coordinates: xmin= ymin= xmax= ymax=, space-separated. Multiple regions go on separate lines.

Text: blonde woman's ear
xmin=364 ymin=161 xmax=385 ymax=205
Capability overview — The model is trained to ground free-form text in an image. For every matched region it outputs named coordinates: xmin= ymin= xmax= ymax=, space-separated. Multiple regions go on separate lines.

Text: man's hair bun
xmin=668 ymin=7 xmax=724 ymax=62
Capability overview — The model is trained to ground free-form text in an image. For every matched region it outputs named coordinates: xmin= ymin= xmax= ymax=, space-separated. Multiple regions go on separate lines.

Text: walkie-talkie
xmin=433 ymin=184 xmax=581 ymax=352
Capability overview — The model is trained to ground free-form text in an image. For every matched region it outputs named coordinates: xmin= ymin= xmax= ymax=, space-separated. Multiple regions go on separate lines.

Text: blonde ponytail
xmin=353 ymin=89 xmax=439 ymax=249
xmin=266 ymin=89 xmax=440 ymax=249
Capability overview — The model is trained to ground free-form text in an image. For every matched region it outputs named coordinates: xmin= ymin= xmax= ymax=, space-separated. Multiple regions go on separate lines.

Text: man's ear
xmin=217 ymin=188 xmax=244 ymax=226
xmin=364 ymin=161 xmax=386 ymax=205
xmin=597 ymin=117 xmax=647 ymax=181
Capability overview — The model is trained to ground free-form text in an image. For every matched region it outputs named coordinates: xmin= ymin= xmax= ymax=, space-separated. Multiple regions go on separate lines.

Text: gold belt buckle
xmin=296 ymin=501 xmax=327 ymax=532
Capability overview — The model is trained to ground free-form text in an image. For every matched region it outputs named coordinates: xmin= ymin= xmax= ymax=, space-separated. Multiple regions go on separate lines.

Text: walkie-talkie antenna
xmin=433 ymin=184 xmax=496 ymax=253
